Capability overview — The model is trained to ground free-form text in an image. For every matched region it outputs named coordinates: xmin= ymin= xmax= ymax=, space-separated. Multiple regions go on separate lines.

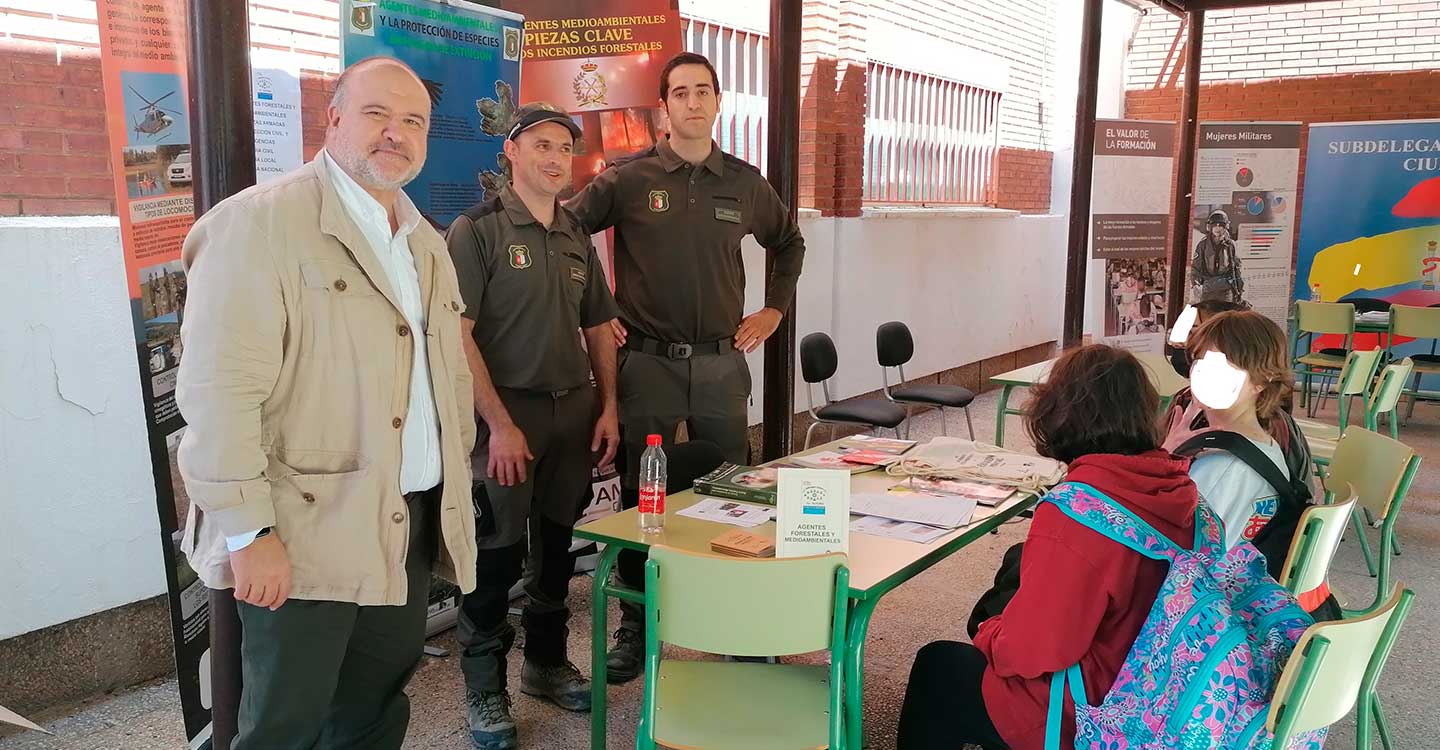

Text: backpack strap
xmin=1045 ymin=665 xmax=1089 ymax=750
xmin=1175 ymin=430 xmax=1297 ymax=507
xmin=1043 ymin=482 xmax=1183 ymax=562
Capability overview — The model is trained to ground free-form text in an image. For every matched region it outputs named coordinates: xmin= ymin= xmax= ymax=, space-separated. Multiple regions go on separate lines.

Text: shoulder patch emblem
xmin=509 ymin=244 xmax=532 ymax=269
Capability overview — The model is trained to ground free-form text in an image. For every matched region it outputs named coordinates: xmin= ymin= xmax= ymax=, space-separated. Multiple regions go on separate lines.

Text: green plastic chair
xmin=1278 ymin=489 xmax=1357 ymax=612
xmin=1321 ymin=428 xmax=1420 ymax=614
xmin=1291 ymin=300 xmax=1357 ymax=415
xmin=1383 ymin=304 xmax=1440 ymax=419
xmin=1300 ymin=357 xmax=1409 ymax=472
xmin=1293 ymin=348 xmax=1381 ymax=440
xmin=1268 ymin=588 xmax=1415 ymax=750
xmin=639 ymin=546 xmax=849 ymax=750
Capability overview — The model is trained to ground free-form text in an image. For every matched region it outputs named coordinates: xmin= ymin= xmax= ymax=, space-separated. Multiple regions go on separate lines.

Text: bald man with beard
xmin=176 ymin=56 xmax=478 ymax=749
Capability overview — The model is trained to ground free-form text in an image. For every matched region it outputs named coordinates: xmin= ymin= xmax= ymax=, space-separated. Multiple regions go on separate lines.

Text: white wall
xmin=0 ymin=218 xmax=165 ymax=641
xmin=741 ymin=209 xmax=1068 ymax=424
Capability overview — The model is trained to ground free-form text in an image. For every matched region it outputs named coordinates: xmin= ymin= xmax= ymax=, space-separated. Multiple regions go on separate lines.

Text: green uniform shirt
xmin=447 ymin=185 xmax=619 ymax=393
xmin=566 ymin=137 xmax=805 ymax=344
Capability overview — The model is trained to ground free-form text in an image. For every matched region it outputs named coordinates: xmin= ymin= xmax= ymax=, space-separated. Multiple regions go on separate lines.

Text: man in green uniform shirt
xmin=447 ymin=103 xmax=621 ymax=750
xmin=567 ymin=51 xmax=806 ymax=682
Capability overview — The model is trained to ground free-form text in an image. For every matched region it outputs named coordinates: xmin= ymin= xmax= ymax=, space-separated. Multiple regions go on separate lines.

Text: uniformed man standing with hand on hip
xmin=447 ymin=103 xmax=621 ymax=750
xmin=566 ymin=51 xmax=807 ymax=682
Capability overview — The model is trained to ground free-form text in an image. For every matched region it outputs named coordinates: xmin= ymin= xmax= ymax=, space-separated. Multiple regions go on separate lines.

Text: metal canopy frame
xmin=1060 ymin=0 xmax=1347 ymax=348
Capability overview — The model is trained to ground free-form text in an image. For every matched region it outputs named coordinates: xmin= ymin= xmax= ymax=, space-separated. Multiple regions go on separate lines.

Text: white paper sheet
xmin=676 ymin=498 xmax=775 ymax=528
xmin=850 ymin=515 xmax=950 ymax=544
xmin=850 ymin=491 xmax=978 ymax=529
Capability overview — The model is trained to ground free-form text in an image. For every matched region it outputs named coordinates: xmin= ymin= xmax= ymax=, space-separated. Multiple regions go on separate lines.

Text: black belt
xmin=498 ymin=385 xmax=579 ymax=400
xmin=625 ymin=334 xmax=733 ymax=360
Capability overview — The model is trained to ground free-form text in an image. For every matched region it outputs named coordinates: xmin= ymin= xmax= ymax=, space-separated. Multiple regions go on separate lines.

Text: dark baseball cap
xmin=507 ymin=103 xmax=582 ymax=141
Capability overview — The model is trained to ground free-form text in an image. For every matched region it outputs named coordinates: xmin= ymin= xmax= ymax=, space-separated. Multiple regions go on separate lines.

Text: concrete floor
xmin=3 ymin=388 xmax=1438 ymax=750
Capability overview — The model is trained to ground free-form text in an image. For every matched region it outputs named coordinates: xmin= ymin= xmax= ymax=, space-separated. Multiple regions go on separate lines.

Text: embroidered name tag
xmin=715 ymin=207 xmax=742 ymax=224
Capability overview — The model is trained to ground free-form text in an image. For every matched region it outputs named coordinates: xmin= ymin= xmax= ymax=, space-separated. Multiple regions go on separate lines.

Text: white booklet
xmin=676 ymin=498 xmax=775 ymax=528
xmin=850 ymin=490 xmax=977 ymax=529
xmin=776 ymin=468 xmax=850 ymax=557
xmin=850 ymin=515 xmax=950 ymax=544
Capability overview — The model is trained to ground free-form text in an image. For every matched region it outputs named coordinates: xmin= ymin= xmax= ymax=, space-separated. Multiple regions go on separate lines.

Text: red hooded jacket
xmin=974 ymin=450 xmax=1198 ymax=750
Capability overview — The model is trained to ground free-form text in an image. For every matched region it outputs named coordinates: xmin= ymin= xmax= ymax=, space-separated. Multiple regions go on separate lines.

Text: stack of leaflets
xmin=839 ymin=435 xmax=917 ymax=454
xmin=694 ymin=463 xmax=781 ymax=505
xmin=896 ymin=477 xmax=1014 ymax=507
xmin=790 ymin=450 xmax=882 ymax=474
xmin=710 ymin=528 xmax=776 ymax=558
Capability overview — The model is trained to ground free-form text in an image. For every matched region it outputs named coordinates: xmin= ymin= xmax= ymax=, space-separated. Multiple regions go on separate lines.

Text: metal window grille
xmin=864 ymin=62 xmax=1002 ymax=205
xmin=681 ymin=16 xmax=769 ymax=173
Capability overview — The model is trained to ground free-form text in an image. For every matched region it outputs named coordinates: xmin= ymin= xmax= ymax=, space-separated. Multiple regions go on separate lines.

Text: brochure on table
xmin=776 ymin=469 xmax=850 ymax=557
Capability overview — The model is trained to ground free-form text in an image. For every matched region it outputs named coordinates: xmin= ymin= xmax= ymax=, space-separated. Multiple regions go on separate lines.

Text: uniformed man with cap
xmin=566 ymin=51 xmax=806 ymax=682
xmin=1192 ymin=209 xmax=1247 ymax=306
xmin=447 ymin=102 xmax=621 ymax=750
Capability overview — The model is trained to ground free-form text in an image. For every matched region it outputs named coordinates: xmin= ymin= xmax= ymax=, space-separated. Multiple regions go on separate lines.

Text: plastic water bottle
xmin=1310 ymin=283 xmax=1322 ymax=302
xmin=638 ymin=434 xmax=667 ymax=533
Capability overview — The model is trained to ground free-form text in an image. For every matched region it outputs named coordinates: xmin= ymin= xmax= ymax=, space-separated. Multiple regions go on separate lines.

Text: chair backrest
xmin=800 ymin=332 xmax=838 ymax=385
xmin=1268 ymin=588 xmax=1414 ymax=741
xmin=1339 ymin=296 xmax=1391 ymax=313
xmin=647 ymin=545 xmax=847 ymax=657
xmin=1388 ymin=303 xmax=1440 ymax=339
xmin=1279 ymin=490 xmax=1357 ymax=596
xmin=1369 ymin=359 xmax=1414 ymax=417
xmin=1337 ymin=348 xmax=1383 ymax=397
xmin=1324 ymin=427 xmax=1417 ymax=520
xmin=876 ymin=321 xmax=915 ymax=368
xmin=1295 ymin=300 xmax=1356 ymax=336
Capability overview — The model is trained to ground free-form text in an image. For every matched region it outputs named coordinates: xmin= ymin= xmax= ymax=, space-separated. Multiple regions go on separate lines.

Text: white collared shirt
xmin=321 ymin=150 xmax=444 ymax=495
xmin=226 ymin=152 xmax=445 ymax=552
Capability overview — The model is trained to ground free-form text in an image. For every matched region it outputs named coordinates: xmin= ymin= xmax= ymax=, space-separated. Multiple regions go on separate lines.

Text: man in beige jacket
xmin=176 ymin=56 xmax=477 ymax=749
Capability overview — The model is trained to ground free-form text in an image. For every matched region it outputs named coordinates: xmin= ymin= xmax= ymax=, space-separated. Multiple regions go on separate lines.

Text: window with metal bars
xmin=681 ymin=16 xmax=769 ymax=173
xmin=864 ymin=62 xmax=1002 ymax=206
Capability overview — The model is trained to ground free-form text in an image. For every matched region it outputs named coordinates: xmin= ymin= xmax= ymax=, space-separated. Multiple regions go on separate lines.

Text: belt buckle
xmin=666 ymin=342 xmax=693 ymax=360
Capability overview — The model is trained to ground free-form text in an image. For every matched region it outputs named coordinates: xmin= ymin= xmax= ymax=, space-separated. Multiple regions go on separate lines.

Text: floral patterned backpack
xmin=1042 ymin=482 xmax=1324 ymax=750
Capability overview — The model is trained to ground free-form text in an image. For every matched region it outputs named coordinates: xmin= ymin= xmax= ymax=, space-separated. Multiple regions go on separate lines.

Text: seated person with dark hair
xmin=897 ymin=345 xmax=1199 ymax=750
xmin=1167 ymin=299 xmax=1246 ymax=378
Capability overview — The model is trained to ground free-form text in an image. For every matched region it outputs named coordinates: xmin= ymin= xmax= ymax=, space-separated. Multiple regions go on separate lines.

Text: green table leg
xmin=590 ymin=545 xmax=622 ymax=750
xmin=994 ymin=384 xmax=1015 ymax=447
xmin=844 ymin=597 xmax=881 ymax=750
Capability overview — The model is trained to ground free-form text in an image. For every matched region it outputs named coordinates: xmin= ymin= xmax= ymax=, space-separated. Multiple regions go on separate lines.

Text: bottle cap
xmin=646 ymin=434 xmax=662 ymax=447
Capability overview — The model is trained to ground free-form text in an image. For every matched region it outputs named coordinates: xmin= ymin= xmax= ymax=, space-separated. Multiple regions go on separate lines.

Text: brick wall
xmin=798 ymin=0 xmax=868 ymax=217
xmin=994 ymin=147 xmax=1054 ymax=214
xmin=1125 ymin=69 xmax=1440 ymax=258
xmin=3 ymin=0 xmax=1056 ymax=217
xmin=1127 ymin=1 xmax=1440 ymax=89
xmin=0 ymin=39 xmax=337 ymax=216
xmin=0 ymin=43 xmax=110 ymax=216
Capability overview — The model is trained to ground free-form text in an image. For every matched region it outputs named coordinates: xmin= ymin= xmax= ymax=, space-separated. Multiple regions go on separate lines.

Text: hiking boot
xmin=520 ymin=660 xmax=592 ymax=712
xmin=466 ymin=689 xmax=517 ymax=750
xmin=606 ymin=627 xmax=644 ymax=684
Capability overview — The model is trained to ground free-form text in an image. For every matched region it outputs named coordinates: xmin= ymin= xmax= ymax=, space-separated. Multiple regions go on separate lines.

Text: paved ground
xmin=4 ymin=388 xmax=1438 ymax=749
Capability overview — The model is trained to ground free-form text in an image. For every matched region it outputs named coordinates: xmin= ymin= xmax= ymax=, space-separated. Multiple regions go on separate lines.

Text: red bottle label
xmin=639 ymin=485 xmax=665 ymax=515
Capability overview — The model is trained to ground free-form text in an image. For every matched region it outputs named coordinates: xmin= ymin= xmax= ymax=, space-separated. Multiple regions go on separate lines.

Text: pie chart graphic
xmin=1236 ymin=166 xmax=1254 ymax=187
xmin=1272 ymin=195 xmax=1288 ymax=214
xmin=1247 ymin=195 xmax=1266 ymax=215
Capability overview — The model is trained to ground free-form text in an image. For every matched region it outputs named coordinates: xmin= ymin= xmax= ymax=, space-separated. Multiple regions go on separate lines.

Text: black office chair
xmin=876 ymin=321 xmax=977 ymax=439
xmin=800 ymin=332 xmax=908 ymax=450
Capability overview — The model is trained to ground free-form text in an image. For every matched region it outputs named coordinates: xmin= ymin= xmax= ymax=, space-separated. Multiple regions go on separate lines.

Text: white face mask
xmin=1190 ymin=350 xmax=1249 ymax=410
xmin=1170 ymin=305 xmax=1198 ymax=345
